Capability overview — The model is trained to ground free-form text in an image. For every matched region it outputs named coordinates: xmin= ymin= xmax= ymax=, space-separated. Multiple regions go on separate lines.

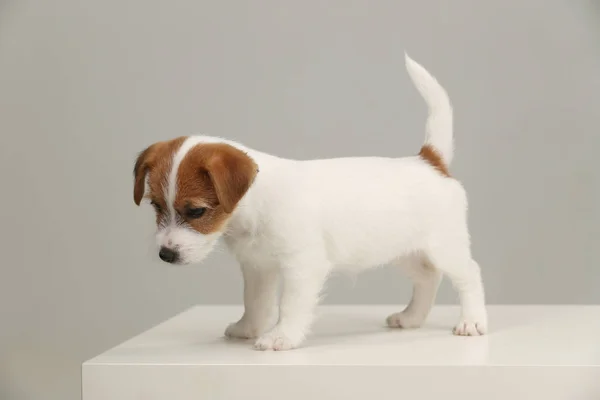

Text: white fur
xmin=404 ymin=52 xmax=454 ymax=165
xmin=160 ymin=53 xmax=487 ymax=350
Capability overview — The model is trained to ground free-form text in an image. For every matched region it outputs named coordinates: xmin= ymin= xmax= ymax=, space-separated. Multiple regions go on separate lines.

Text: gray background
xmin=1 ymin=0 xmax=599 ymax=399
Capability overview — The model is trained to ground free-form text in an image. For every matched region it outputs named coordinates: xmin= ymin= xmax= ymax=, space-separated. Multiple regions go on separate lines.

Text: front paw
xmin=386 ymin=311 xmax=426 ymax=329
xmin=452 ymin=312 xmax=488 ymax=336
xmin=452 ymin=319 xmax=487 ymax=336
xmin=254 ymin=328 xmax=303 ymax=351
xmin=224 ymin=320 xmax=261 ymax=340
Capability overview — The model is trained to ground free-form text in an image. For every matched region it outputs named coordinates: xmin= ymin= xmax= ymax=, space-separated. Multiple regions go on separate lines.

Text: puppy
xmin=133 ymin=53 xmax=487 ymax=351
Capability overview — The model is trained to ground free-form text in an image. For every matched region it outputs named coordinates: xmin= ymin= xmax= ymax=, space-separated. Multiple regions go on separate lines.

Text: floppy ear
xmin=205 ymin=145 xmax=258 ymax=213
xmin=133 ymin=145 xmax=156 ymax=205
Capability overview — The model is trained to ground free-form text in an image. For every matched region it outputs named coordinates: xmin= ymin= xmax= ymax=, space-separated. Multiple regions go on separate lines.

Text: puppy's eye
xmin=186 ymin=207 xmax=206 ymax=219
xmin=150 ymin=201 xmax=162 ymax=212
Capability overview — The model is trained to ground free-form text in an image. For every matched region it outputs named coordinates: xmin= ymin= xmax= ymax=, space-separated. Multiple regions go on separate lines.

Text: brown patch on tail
xmin=419 ymin=144 xmax=450 ymax=177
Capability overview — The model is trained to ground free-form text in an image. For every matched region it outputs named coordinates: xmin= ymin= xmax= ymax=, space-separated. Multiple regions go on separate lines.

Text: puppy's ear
xmin=133 ymin=144 xmax=156 ymax=205
xmin=205 ymin=145 xmax=258 ymax=213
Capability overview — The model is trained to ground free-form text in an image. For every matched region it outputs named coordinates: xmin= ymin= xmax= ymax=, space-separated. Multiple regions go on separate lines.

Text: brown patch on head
xmin=419 ymin=144 xmax=450 ymax=177
xmin=174 ymin=143 xmax=258 ymax=234
xmin=133 ymin=136 xmax=187 ymax=207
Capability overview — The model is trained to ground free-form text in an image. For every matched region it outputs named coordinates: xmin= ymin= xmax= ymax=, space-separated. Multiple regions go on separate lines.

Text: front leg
xmin=254 ymin=255 xmax=330 ymax=351
xmin=225 ymin=264 xmax=279 ymax=339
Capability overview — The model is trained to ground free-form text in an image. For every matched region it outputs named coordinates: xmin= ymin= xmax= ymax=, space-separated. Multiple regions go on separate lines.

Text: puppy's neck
xmin=223 ymin=148 xmax=272 ymax=240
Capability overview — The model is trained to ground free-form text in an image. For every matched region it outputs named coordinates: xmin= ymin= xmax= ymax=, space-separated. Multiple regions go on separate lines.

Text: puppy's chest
xmin=224 ymin=229 xmax=281 ymax=267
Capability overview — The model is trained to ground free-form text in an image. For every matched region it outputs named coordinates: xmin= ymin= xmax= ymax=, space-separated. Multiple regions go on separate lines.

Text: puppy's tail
xmin=405 ymin=52 xmax=454 ymax=167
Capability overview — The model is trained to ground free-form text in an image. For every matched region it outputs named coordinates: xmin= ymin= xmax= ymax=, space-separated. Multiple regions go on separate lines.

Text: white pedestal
xmin=83 ymin=305 xmax=600 ymax=400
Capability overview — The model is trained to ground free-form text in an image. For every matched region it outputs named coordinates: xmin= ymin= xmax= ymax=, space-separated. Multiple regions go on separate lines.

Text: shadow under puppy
xmin=132 ymin=53 xmax=488 ymax=351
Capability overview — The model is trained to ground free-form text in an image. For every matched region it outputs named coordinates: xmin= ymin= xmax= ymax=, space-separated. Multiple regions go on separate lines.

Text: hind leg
xmin=427 ymin=244 xmax=488 ymax=336
xmin=387 ymin=254 xmax=442 ymax=329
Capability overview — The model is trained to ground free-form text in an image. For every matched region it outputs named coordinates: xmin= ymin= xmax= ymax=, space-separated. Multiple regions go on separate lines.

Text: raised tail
xmin=405 ymin=52 xmax=454 ymax=168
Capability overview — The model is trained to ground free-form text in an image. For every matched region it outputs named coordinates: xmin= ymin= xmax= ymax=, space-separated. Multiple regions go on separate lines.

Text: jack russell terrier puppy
xmin=133 ymin=53 xmax=488 ymax=351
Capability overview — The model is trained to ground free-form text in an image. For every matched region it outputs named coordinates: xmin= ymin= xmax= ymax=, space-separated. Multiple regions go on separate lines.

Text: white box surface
xmin=83 ymin=305 xmax=600 ymax=399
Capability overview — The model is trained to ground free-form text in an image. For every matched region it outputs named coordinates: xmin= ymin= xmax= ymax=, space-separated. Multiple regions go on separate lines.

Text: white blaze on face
xmin=155 ymin=137 xmax=220 ymax=264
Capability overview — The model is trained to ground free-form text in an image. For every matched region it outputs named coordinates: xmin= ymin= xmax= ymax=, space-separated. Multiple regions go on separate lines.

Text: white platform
xmin=83 ymin=305 xmax=600 ymax=399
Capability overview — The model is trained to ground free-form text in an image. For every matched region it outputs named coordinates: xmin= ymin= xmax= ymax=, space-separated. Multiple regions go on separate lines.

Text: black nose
xmin=159 ymin=247 xmax=178 ymax=263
